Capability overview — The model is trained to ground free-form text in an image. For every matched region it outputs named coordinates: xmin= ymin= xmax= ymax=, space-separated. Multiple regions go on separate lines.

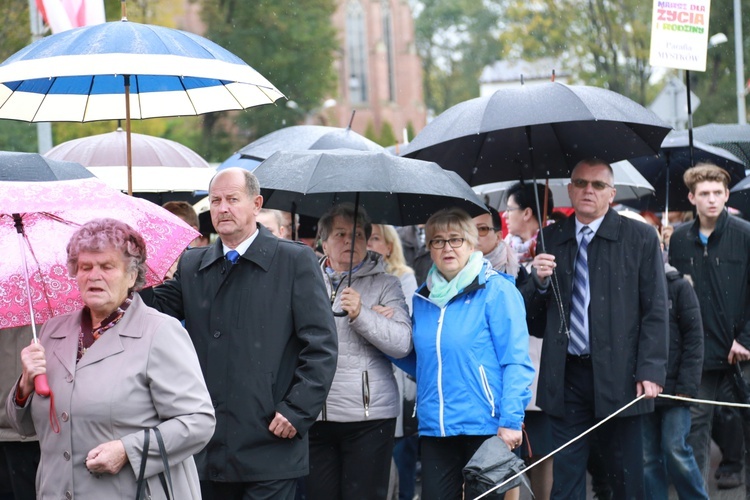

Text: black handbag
xmin=135 ymin=427 xmax=174 ymax=500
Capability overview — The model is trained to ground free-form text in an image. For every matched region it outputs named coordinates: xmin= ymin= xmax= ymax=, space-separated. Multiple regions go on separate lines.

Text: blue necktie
xmin=226 ymin=250 xmax=240 ymax=266
xmin=569 ymin=226 xmax=593 ymax=355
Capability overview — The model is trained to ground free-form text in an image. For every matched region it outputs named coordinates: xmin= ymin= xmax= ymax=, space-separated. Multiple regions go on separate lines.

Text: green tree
xmin=197 ymin=0 xmax=339 ymax=161
xmin=686 ymin=0 xmax=750 ymax=125
xmin=500 ymin=0 xmax=750 ymax=118
xmin=412 ymin=0 xmax=505 ymax=114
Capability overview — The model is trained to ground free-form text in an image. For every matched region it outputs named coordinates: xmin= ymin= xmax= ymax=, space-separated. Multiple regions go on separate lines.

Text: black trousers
xmin=0 ymin=441 xmax=40 ymax=500
xmin=200 ymin=478 xmax=298 ymax=500
xmin=549 ymin=356 xmax=645 ymax=500
xmin=306 ymin=418 xmax=396 ymax=500
xmin=420 ymin=434 xmax=505 ymax=500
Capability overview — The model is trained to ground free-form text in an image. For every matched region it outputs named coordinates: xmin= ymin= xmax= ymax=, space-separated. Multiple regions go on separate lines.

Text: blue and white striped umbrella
xmin=0 ymin=19 xmax=284 ymax=122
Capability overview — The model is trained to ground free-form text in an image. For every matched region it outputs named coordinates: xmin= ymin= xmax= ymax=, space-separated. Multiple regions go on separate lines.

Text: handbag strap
xmin=134 ymin=427 xmax=174 ymax=500
xmin=153 ymin=427 xmax=174 ymax=500
xmin=135 ymin=429 xmax=150 ymax=500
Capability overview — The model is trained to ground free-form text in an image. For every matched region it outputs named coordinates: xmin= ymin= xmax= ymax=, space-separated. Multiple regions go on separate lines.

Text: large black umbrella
xmin=693 ymin=123 xmax=750 ymax=167
xmin=234 ymin=124 xmax=384 ymax=163
xmin=254 ymin=149 xmax=486 ymax=225
xmin=0 ymin=151 xmax=94 ymax=181
xmin=400 ymin=82 xmax=671 ymax=185
xmin=729 ymin=176 xmax=750 ymax=217
xmin=624 ymin=131 xmax=746 ymax=212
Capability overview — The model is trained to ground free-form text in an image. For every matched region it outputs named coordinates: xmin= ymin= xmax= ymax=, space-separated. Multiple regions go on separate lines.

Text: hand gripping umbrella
xmin=0 ymin=1 xmax=284 ymax=195
xmin=252 ymin=148 xmax=488 ymax=316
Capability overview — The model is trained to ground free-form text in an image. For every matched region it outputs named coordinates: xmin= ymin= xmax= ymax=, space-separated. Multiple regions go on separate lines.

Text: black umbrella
xmin=463 ymin=436 xmax=530 ymax=498
xmin=0 ymin=151 xmax=94 ymax=181
xmin=401 ymin=82 xmax=671 ymax=185
xmin=254 ymin=149 xmax=487 ymax=315
xmin=255 ymin=149 xmax=486 ymax=225
xmin=693 ymin=123 xmax=750 ymax=167
xmin=236 ymin=124 xmax=384 ymax=162
xmin=729 ymin=176 xmax=750 ymax=217
xmin=623 ymin=131 xmax=746 ymax=212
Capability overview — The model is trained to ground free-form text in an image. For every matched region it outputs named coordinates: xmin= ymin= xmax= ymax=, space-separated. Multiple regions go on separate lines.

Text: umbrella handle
xmin=34 ymin=374 xmax=51 ymax=397
xmin=333 ymin=310 xmax=348 ymax=317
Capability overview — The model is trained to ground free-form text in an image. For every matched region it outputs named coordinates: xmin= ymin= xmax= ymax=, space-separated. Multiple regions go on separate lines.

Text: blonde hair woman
xmin=368 ymin=224 xmax=418 ymax=312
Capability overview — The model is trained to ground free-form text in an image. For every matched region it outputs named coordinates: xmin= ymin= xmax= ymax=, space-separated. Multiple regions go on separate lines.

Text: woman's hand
xmin=497 ymin=427 xmax=523 ymax=451
xmin=371 ymin=305 xmax=394 ymax=319
xmin=18 ymin=342 xmax=46 ymax=399
xmin=339 ymin=287 xmax=362 ymax=320
xmin=86 ymin=440 xmax=128 ymax=475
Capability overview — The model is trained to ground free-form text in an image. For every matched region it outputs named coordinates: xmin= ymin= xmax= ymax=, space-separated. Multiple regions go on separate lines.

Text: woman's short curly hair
xmin=66 ymin=218 xmax=148 ymax=291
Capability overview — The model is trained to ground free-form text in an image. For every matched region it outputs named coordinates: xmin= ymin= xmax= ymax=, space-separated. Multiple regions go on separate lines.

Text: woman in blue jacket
xmin=397 ymin=207 xmax=534 ymax=499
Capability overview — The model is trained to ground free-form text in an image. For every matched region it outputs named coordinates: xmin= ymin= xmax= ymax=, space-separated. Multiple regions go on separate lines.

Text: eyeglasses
xmin=571 ymin=178 xmax=613 ymax=191
xmin=476 ymin=225 xmax=499 ymax=236
xmin=504 ymin=206 xmax=523 ymax=213
xmin=429 ymin=237 xmax=465 ymax=249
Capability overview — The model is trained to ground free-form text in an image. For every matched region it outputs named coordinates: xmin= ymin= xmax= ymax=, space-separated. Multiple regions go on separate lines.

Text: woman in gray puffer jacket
xmin=306 ymin=203 xmax=412 ymax=500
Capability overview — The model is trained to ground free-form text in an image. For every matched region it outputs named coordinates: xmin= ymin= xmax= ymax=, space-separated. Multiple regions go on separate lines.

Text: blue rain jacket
xmin=396 ymin=261 xmax=534 ymax=436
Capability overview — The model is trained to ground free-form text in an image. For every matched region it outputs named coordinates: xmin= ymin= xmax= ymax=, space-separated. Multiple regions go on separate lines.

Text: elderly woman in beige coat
xmin=306 ymin=204 xmax=412 ymax=500
xmin=6 ymin=218 xmax=215 ymax=500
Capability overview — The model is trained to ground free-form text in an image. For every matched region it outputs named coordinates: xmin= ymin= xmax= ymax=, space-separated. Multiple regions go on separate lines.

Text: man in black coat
xmin=525 ymin=159 xmax=668 ymax=499
xmin=142 ymin=168 xmax=338 ymax=500
xmin=669 ymin=163 xmax=750 ymax=495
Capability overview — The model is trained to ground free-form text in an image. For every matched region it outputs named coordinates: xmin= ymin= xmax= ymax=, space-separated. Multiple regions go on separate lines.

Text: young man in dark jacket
xmin=668 ymin=163 xmax=750 ymax=495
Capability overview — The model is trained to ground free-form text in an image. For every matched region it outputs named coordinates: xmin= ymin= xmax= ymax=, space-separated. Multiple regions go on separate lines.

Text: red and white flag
xmin=36 ymin=0 xmax=106 ymax=34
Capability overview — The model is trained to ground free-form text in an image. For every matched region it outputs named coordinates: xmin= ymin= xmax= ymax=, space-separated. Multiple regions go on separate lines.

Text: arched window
xmin=381 ymin=0 xmax=396 ymax=102
xmin=346 ymin=0 xmax=368 ymax=104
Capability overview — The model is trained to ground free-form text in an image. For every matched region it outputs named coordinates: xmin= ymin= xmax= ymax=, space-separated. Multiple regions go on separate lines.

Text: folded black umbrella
xmin=463 ymin=436 xmax=531 ymax=499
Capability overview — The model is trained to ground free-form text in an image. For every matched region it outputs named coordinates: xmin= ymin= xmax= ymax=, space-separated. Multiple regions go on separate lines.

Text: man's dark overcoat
xmin=525 ymin=209 xmax=668 ymax=418
xmin=143 ymin=225 xmax=338 ymax=482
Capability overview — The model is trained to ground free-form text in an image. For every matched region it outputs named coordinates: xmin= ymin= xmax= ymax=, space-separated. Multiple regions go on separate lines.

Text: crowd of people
xmin=3 ymin=160 xmax=750 ymax=500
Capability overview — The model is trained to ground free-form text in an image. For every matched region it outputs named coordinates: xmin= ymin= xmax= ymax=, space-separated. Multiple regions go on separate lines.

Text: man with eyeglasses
xmin=472 ymin=207 xmax=519 ymax=277
xmin=524 ymin=158 xmax=668 ymax=499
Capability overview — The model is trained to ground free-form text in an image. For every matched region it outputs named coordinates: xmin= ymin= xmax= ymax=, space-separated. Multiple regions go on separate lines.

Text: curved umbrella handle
xmin=34 ymin=374 xmax=51 ymax=397
xmin=333 ymin=310 xmax=348 ymax=317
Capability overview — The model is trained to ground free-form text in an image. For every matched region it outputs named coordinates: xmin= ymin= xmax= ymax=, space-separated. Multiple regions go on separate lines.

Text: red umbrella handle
xmin=34 ymin=374 xmax=51 ymax=397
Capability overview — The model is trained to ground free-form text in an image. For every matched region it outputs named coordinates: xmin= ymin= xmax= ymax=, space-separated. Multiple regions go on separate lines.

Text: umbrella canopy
xmin=0 ymin=177 xmax=199 ymax=329
xmin=233 ymin=124 xmax=384 ymax=163
xmin=217 ymin=152 xmax=263 ymax=172
xmin=0 ymin=18 xmax=283 ymax=194
xmin=0 ymin=151 xmax=94 ymax=181
xmin=401 ymin=82 xmax=671 ymax=185
xmin=253 ymin=149 xmax=487 ymax=225
xmin=625 ymin=131 xmax=746 ymax=212
xmin=729 ymin=175 xmax=750 ymax=217
xmin=45 ymin=128 xmax=215 ymax=192
xmin=474 ymin=160 xmax=655 ymax=210
xmin=692 ymin=123 xmax=750 ymax=167
xmin=0 ymin=20 xmax=284 ymax=121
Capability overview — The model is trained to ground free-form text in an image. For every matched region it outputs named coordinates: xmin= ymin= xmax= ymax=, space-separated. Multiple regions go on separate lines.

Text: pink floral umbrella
xmin=0 ymin=177 xmax=198 ymax=330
